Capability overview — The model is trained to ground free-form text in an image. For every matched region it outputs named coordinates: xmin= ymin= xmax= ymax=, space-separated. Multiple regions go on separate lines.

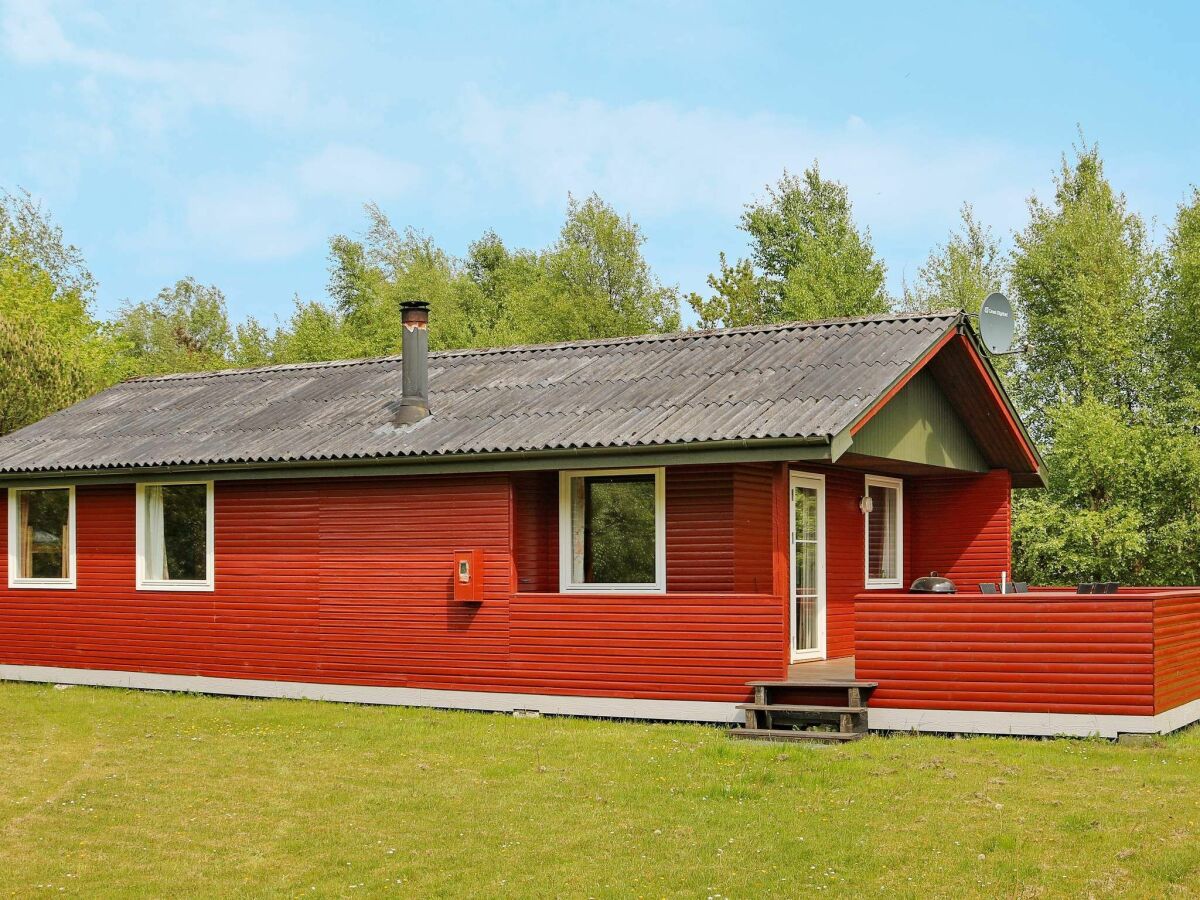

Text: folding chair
xmin=1101 ymin=582 xmax=1119 ymax=594
xmin=978 ymin=583 xmax=998 ymax=594
xmin=1076 ymin=583 xmax=1094 ymax=594
xmin=1008 ymin=582 xmax=1029 ymax=594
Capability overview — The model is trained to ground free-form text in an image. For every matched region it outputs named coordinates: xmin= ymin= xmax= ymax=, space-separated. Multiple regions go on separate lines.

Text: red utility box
xmin=452 ymin=549 xmax=485 ymax=603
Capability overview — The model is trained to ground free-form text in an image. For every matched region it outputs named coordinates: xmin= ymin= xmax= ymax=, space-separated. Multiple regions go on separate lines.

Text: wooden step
xmin=736 ymin=703 xmax=867 ymax=714
xmin=747 ymin=679 xmax=877 ymax=689
xmin=730 ymin=728 xmax=864 ymax=743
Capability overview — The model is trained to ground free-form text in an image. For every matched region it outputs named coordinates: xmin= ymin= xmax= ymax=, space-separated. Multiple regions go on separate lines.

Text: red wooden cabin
xmin=0 ymin=308 xmax=1196 ymax=740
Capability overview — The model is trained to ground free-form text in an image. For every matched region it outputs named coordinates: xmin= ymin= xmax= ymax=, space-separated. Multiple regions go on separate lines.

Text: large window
xmin=559 ymin=468 xmax=665 ymax=593
xmin=864 ymin=475 xmax=903 ymax=589
xmin=136 ymin=482 xmax=214 ymax=591
xmin=8 ymin=486 xmax=75 ymax=588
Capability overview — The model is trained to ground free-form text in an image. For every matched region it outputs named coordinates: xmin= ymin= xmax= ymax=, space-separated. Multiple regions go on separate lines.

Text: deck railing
xmin=854 ymin=588 xmax=1200 ymax=717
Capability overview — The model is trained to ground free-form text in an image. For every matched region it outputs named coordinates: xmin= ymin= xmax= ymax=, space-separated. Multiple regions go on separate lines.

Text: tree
xmin=109 ymin=277 xmax=235 ymax=376
xmin=267 ymin=299 xmax=364 ymax=364
xmin=1009 ymin=141 xmax=1157 ymax=430
xmin=740 ymin=165 xmax=889 ymax=321
xmin=1008 ymin=141 xmax=1197 ymax=587
xmin=1013 ymin=399 xmax=1200 ymax=586
xmin=322 ymin=194 xmax=681 ymax=354
xmin=1155 ymin=189 xmax=1200 ymax=416
xmin=0 ymin=190 xmax=111 ymax=433
xmin=687 ymin=253 xmax=770 ymax=330
xmin=510 ymin=193 xmax=680 ymax=342
xmin=902 ymin=205 xmax=1005 ymax=315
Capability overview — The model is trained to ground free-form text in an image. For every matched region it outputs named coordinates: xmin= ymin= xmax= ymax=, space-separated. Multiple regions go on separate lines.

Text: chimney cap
xmin=400 ymin=300 xmax=429 ymax=327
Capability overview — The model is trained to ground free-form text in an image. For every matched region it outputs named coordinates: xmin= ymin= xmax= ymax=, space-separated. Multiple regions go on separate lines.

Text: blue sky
xmin=2 ymin=1 xmax=1198 ymax=326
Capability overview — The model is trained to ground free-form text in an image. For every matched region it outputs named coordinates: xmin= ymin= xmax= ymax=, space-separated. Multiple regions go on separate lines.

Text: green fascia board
xmin=0 ymin=437 xmax=835 ymax=487
xmin=848 ymin=369 xmax=990 ymax=473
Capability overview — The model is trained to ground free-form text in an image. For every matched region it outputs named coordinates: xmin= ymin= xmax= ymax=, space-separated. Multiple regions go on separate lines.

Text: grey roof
xmin=0 ymin=311 xmax=962 ymax=475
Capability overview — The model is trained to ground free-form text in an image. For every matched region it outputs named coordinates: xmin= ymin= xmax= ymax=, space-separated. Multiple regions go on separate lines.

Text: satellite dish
xmin=978 ymin=292 xmax=1014 ymax=355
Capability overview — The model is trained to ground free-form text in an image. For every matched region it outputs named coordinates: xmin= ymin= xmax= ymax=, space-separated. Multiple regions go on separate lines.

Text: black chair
xmin=1076 ymin=583 xmax=1094 ymax=594
xmin=1008 ymin=582 xmax=1029 ymax=594
xmin=1102 ymin=582 xmax=1119 ymax=594
xmin=978 ymin=583 xmax=998 ymax=594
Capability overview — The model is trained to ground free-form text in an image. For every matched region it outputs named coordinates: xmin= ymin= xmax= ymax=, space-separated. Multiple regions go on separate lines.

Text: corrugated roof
xmin=0 ymin=311 xmax=962 ymax=475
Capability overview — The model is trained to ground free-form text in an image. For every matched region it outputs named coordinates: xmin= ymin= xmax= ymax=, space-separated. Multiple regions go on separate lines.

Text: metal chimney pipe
xmin=394 ymin=300 xmax=430 ymax=424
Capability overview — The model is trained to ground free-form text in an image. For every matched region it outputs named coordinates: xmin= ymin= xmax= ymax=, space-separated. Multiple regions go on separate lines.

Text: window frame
xmin=863 ymin=474 xmax=904 ymax=590
xmin=135 ymin=480 xmax=215 ymax=592
xmin=7 ymin=484 xmax=77 ymax=589
xmin=557 ymin=467 xmax=666 ymax=594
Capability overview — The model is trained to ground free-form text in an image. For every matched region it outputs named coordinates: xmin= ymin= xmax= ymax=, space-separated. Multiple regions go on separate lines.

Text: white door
xmin=790 ymin=472 xmax=826 ymax=661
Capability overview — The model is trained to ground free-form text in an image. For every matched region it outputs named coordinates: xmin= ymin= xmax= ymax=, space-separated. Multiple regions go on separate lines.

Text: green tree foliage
xmin=902 ymin=205 xmax=1005 ymax=315
xmin=1009 ymin=142 xmax=1157 ymax=428
xmin=322 ymin=193 xmax=680 ymax=353
xmin=109 ymin=277 xmax=236 ymax=376
xmin=1008 ymin=142 xmax=1200 ymax=586
xmin=0 ymin=190 xmax=111 ymax=434
xmin=687 ymin=253 xmax=770 ymax=330
xmin=690 ymin=165 xmax=889 ymax=328
xmin=1155 ymin=189 xmax=1200 ymax=415
xmin=1013 ymin=399 xmax=1200 ymax=585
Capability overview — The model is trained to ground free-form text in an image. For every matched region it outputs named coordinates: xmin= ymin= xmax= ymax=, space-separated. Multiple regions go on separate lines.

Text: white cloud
xmin=296 ymin=144 xmax=421 ymax=201
xmin=185 ymin=180 xmax=318 ymax=262
xmin=173 ymin=145 xmax=421 ymax=263
xmin=451 ymin=87 xmax=1040 ymax=240
xmin=1 ymin=0 xmax=337 ymax=129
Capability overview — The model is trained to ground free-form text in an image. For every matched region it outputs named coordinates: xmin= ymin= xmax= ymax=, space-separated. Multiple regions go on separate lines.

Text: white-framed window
xmin=136 ymin=481 xmax=214 ymax=591
xmin=864 ymin=474 xmax=903 ymax=589
xmin=7 ymin=485 xmax=76 ymax=589
xmin=558 ymin=467 xmax=665 ymax=593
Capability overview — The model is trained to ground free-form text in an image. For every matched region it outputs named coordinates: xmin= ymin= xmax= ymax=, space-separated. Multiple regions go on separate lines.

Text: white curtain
xmin=144 ymin=485 xmax=168 ymax=580
xmin=16 ymin=492 xmax=30 ymax=578
xmin=570 ymin=477 xmax=587 ymax=583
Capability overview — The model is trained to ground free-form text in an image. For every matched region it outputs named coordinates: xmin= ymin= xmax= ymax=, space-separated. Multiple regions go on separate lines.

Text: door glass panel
xmin=792 ymin=482 xmax=821 ymax=655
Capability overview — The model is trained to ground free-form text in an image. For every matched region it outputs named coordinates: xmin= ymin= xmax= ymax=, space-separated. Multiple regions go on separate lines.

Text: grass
xmin=1 ymin=683 xmax=1199 ymax=898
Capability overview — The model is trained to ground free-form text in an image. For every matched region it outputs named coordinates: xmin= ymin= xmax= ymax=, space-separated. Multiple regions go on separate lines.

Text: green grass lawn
xmin=2 ymin=683 xmax=1199 ymax=898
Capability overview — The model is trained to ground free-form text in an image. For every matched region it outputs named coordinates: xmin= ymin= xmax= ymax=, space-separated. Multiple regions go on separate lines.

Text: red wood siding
xmin=512 ymin=472 xmax=557 ymax=593
xmin=733 ymin=463 xmax=774 ymax=594
xmin=855 ymin=592 xmax=1157 ymax=715
xmin=821 ymin=467 xmax=866 ymax=659
xmin=907 ymin=470 xmax=1011 ymax=589
xmin=508 ymin=592 xmax=782 ymax=700
xmin=666 ymin=466 xmax=735 ymax=592
xmin=1153 ymin=592 xmax=1200 ymax=713
xmin=0 ymin=472 xmax=786 ymax=702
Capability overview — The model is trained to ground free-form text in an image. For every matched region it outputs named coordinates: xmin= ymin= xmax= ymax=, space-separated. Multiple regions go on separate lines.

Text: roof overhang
xmin=0 ymin=436 xmax=839 ymax=487
xmin=832 ymin=316 xmax=1046 ymax=488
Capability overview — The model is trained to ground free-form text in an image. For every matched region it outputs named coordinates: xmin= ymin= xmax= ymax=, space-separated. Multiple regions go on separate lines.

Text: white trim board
xmin=5 ymin=664 xmax=1198 ymax=738
xmin=868 ymin=700 xmax=1200 ymax=739
xmin=0 ymin=664 xmax=745 ymax=724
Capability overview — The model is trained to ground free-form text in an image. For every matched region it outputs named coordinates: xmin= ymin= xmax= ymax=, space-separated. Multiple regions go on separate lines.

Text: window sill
xmin=9 ymin=579 xmax=75 ymax=590
xmin=559 ymin=584 xmax=666 ymax=595
xmin=865 ymin=581 xmax=904 ymax=590
xmin=136 ymin=580 xmax=215 ymax=592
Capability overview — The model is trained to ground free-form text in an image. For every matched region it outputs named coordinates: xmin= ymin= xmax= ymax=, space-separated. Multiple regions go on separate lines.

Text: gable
xmin=851 ymin=370 xmax=988 ymax=473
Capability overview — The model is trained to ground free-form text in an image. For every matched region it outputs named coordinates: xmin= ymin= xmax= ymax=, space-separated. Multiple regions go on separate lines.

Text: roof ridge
xmin=124 ymin=309 xmax=963 ymax=383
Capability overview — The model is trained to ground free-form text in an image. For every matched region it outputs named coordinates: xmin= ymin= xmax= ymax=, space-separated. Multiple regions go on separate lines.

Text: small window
xmin=864 ymin=475 xmax=903 ymax=589
xmin=559 ymin=468 xmax=665 ymax=592
xmin=136 ymin=482 xmax=214 ymax=591
xmin=8 ymin=486 xmax=75 ymax=588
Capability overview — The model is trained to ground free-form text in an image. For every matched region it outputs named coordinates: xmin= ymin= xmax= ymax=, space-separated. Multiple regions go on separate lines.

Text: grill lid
xmin=910 ymin=571 xmax=957 ymax=593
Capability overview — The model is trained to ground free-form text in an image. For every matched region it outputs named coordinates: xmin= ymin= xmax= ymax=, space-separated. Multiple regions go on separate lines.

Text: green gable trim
xmin=851 ymin=370 xmax=988 ymax=473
